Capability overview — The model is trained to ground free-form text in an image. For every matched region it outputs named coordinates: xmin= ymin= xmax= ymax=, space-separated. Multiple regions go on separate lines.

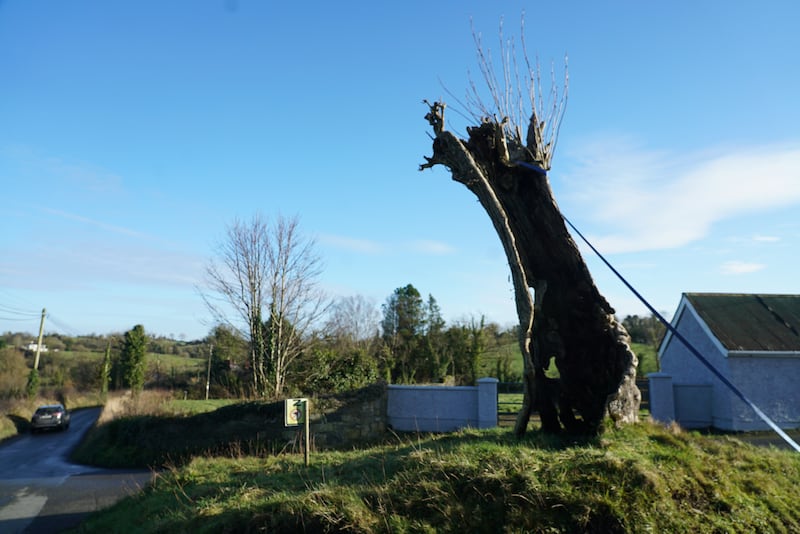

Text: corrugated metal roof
xmin=685 ymin=293 xmax=800 ymax=352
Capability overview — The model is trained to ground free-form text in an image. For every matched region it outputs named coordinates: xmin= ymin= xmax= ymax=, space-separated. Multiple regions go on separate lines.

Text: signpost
xmin=285 ymin=398 xmax=310 ymax=466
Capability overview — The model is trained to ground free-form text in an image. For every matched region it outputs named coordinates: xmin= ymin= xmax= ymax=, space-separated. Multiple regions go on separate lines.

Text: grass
xmin=71 ymin=395 xmax=288 ymax=468
xmin=497 ymin=392 xmax=525 ymax=428
xmin=40 ymin=350 xmax=205 ymax=371
xmin=479 ymin=341 xmax=523 ymax=382
xmin=146 ymin=353 xmax=207 ymax=373
xmin=631 ymin=342 xmax=659 ymax=375
xmin=164 ymin=398 xmax=238 ymax=416
xmin=480 ymin=341 xmax=658 ymax=385
xmin=72 ymin=420 xmax=800 ymax=533
xmin=31 ymin=349 xmax=205 ymax=393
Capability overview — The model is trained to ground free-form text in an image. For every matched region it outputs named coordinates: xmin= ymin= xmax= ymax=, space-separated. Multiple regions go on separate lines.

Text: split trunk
xmin=421 ymin=104 xmax=640 ymax=435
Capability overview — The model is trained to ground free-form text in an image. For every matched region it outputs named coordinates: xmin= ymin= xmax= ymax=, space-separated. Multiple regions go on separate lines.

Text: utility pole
xmin=101 ymin=339 xmax=111 ymax=395
xmin=205 ymin=344 xmax=213 ymax=401
xmin=33 ymin=308 xmax=46 ymax=370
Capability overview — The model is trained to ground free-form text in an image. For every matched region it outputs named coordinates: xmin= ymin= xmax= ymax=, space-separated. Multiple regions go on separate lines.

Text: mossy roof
xmin=685 ymin=293 xmax=800 ymax=352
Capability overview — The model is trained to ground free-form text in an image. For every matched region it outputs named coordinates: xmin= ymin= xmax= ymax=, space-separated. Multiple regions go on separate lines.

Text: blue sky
xmin=2 ymin=1 xmax=799 ymax=340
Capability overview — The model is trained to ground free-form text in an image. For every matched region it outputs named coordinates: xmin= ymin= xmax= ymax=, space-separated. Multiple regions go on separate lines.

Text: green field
xmin=481 ymin=340 xmax=658 ymax=383
xmin=164 ymin=398 xmax=238 ymax=415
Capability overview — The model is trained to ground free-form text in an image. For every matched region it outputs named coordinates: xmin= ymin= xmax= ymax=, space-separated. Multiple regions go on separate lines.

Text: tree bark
xmin=421 ymin=105 xmax=640 ymax=436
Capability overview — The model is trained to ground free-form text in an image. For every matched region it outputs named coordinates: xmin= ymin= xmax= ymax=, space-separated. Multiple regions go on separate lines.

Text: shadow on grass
xmin=381 ymin=425 xmax=601 ymax=457
xmin=523 ymin=428 xmax=602 ymax=450
xmin=7 ymin=413 xmax=30 ymax=434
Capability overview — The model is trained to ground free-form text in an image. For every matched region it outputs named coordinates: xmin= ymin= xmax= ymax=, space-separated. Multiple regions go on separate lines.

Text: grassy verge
xmin=72 ymin=421 xmax=800 ymax=533
xmin=163 ymin=398 xmax=238 ymax=416
xmin=71 ymin=394 xmax=281 ymax=468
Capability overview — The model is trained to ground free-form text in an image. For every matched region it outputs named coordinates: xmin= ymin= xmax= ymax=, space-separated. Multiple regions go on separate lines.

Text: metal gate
xmin=497 ymin=382 xmax=523 ymax=427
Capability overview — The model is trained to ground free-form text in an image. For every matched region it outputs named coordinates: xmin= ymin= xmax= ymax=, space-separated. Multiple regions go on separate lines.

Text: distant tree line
xmin=0 ymin=324 xmax=206 ymax=401
xmin=201 ymin=296 xmax=671 ymax=400
xmin=620 ymin=314 xmax=667 ymax=348
xmin=0 ymin=309 xmax=667 ymax=402
xmin=202 ymin=283 xmax=517 ymax=399
xmin=0 ymin=208 xmax=667 ymax=403
xmin=0 ymin=285 xmax=518 ymax=402
xmin=198 ymin=213 xmax=515 ymax=400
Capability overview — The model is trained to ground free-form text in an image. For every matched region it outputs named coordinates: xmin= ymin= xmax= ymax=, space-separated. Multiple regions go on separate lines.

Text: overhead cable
xmin=514 ymin=159 xmax=799 ymax=452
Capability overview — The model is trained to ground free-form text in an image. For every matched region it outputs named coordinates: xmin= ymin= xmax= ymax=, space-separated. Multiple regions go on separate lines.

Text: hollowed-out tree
xmin=421 ymin=27 xmax=639 ymax=436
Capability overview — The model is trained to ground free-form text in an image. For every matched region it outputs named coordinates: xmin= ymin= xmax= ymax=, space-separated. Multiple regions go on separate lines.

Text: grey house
xmin=653 ymin=293 xmax=800 ymax=431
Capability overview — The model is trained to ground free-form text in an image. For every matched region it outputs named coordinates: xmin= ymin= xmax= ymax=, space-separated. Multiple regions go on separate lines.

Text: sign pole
xmin=285 ymin=398 xmax=310 ymax=466
xmin=303 ymin=399 xmax=310 ymax=467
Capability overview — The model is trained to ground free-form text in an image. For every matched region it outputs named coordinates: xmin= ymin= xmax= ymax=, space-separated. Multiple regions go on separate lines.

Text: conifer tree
xmin=120 ymin=324 xmax=147 ymax=395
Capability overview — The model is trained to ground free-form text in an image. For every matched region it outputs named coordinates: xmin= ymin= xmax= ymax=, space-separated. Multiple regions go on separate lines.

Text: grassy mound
xmin=74 ymin=422 xmax=800 ymax=533
xmin=72 ymin=385 xmax=387 ymax=468
xmin=72 ymin=400 xmax=287 ymax=467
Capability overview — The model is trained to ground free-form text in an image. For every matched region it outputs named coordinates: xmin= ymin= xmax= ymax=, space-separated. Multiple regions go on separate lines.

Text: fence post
xmin=477 ymin=377 xmax=499 ymax=428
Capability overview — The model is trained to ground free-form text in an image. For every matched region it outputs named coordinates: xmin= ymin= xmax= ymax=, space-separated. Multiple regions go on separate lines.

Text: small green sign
xmin=285 ymin=398 xmax=307 ymax=427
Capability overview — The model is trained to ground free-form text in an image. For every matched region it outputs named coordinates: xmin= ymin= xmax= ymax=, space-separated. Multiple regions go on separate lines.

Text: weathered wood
xmin=421 ymin=102 xmax=640 ymax=435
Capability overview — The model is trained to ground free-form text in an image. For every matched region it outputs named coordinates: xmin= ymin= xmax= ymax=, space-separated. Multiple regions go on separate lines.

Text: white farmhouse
xmin=653 ymin=293 xmax=800 ymax=431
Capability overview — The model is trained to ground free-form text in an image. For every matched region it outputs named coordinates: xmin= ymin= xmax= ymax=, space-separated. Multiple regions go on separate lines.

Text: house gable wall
xmin=658 ymin=294 xmax=800 ymax=432
xmin=659 ymin=298 xmax=734 ymax=429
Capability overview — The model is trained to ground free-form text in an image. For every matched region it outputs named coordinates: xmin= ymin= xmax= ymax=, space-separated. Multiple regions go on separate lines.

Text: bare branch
xmin=461 ymin=14 xmax=568 ymax=170
xmin=201 ymin=213 xmax=328 ymax=398
xmin=421 ymin=15 xmax=638 ymax=437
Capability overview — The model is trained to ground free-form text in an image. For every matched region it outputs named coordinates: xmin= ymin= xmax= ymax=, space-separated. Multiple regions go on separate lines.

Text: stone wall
xmin=281 ymin=382 xmax=388 ymax=450
xmin=278 ymin=379 xmax=499 ymax=451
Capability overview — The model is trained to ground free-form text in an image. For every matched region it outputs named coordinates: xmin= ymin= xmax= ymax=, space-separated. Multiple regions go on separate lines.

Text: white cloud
xmin=560 ymin=138 xmax=800 ymax=253
xmin=39 ymin=207 xmax=148 ymax=238
xmin=4 ymin=145 xmax=125 ymax=195
xmin=12 ymin=238 xmax=205 ymax=291
xmin=319 ymin=235 xmax=455 ymax=256
xmin=720 ymin=260 xmax=766 ymax=275
xmin=407 ymin=239 xmax=455 ymax=255
xmin=752 ymin=234 xmax=780 ymax=243
xmin=319 ymin=234 xmax=384 ymax=254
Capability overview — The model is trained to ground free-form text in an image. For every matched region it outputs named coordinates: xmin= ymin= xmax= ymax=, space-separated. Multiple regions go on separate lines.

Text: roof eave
xmin=728 ymin=350 xmax=800 ymax=358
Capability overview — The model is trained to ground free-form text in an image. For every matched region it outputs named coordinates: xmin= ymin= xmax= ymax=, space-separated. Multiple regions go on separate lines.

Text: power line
xmin=0 ymin=291 xmax=42 ymax=336
xmin=514 ymin=158 xmax=799 ymax=452
xmin=0 ymin=303 xmax=41 ymax=317
xmin=45 ymin=313 xmax=80 ymax=337
xmin=0 ymin=298 xmax=42 ymax=328
xmin=561 ymin=210 xmax=800 ymax=453
xmin=0 ymin=288 xmax=40 ymax=315
xmin=0 ymin=315 xmax=40 ymax=322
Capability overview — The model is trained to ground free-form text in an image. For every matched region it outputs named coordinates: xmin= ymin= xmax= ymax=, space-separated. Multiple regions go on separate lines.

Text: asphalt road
xmin=0 ymin=407 xmax=155 ymax=533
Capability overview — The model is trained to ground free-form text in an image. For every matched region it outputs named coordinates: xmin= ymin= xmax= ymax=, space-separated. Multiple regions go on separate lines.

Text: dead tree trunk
xmin=421 ymin=103 xmax=640 ymax=436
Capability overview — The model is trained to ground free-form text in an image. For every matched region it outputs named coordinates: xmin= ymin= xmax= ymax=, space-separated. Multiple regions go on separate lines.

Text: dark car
xmin=31 ymin=403 xmax=71 ymax=432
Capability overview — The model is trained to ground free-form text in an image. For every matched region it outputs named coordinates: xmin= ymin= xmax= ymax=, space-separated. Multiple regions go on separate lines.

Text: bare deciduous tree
xmin=203 ymin=213 xmax=326 ymax=398
xmin=324 ymin=295 xmax=380 ymax=348
xmin=421 ymin=21 xmax=639 ymax=436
